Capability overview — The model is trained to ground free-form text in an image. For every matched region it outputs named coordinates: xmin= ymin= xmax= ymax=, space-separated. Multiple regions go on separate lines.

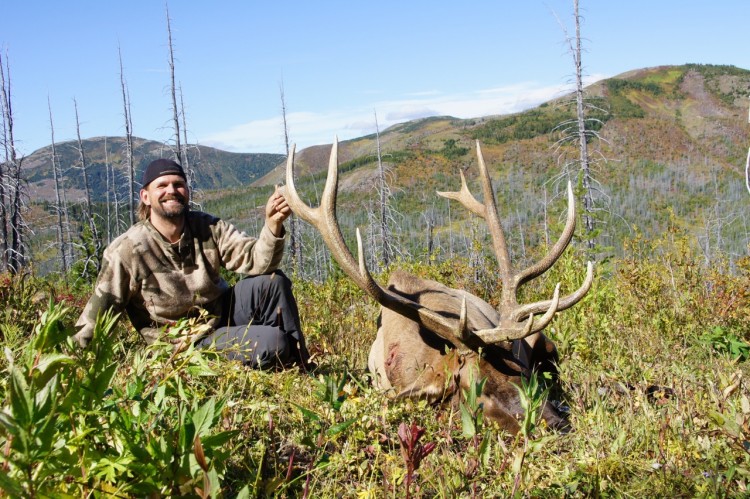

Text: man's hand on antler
xmin=266 ymin=185 xmax=291 ymax=237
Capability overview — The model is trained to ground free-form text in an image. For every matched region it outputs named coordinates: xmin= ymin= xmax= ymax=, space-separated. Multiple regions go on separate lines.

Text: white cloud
xmin=202 ymin=77 xmax=609 ymax=153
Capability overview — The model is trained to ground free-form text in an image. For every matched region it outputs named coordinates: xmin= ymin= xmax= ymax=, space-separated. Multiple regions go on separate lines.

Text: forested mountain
xmin=22 ymin=136 xmax=285 ymax=202
xmin=21 ymin=64 xmax=750 ymax=275
xmin=247 ymin=64 xmax=750 ymax=269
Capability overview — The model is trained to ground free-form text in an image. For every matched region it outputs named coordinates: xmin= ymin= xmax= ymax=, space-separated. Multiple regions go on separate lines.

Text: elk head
xmin=284 ymin=138 xmax=594 ymax=433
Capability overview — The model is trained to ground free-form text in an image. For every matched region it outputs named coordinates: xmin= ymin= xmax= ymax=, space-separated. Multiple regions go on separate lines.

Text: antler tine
xmin=474 ymin=141 xmax=512 ymax=279
xmin=285 ymin=138 xmax=473 ymax=352
xmin=285 ymin=139 xmax=379 ymax=298
xmin=457 ymin=295 xmax=470 ymax=342
xmin=474 ymin=283 xmax=561 ymax=343
xmin=515 ymin=181 xmax=577 ymax=288
xmin=528 ymin=283 xmax=561 ymax=333
xmin=319 ymin=137 xmax=341 ymax=222
xmin=514 ymin=260 xmax=594 ymax=320
xmin=435 ymin=141 xmax=595 ymax=345
xmin=285 ymin=144 xmax=319 ymax=225
xmin=436 ymin=169 xmax=486 ymax=218
xmin=437 ymin=141 xmax=513 ymax=284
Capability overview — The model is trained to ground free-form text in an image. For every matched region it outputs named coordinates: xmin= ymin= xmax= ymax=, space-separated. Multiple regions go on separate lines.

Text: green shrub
xmin=1 ymin=229 xmax=750 ymax=496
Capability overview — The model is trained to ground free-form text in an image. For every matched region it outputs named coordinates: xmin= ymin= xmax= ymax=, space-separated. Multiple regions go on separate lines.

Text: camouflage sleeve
xmin=214 ymin=219 xmax=285 ymax=275
xmin=73 ymin=245 xmax=135 ymax=348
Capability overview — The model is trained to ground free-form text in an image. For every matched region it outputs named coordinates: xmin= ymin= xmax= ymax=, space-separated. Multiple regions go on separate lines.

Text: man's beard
xmin=154 ymin=194 xmax=188 ymax=219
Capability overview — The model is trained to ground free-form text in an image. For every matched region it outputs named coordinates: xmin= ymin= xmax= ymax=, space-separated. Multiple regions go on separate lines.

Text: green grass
xmin=1 ymin=227 xmax=749 ymax=497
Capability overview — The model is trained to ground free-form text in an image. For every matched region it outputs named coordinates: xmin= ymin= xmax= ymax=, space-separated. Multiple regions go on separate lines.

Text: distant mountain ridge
xmin=269 ymin=64 xmax=749 ymax=182
xmin=22 ymin=64 xmax=749 ymax=199
xmin=22 ymin=136 xmax=285 ymax=202
xmin=246 ymin=63 xmax=750 ymax=261
xmin=18 ymin=64 xmax=750 ymax=269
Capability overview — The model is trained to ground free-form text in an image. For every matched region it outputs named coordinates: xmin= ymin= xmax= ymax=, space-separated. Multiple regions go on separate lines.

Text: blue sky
xmin=2 ymin=1 xmax=748 ymax=156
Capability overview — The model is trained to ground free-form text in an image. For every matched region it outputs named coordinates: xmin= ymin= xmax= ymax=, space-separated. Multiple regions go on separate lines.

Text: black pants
xmin=197 ymin=271 xmax=309 ymax=369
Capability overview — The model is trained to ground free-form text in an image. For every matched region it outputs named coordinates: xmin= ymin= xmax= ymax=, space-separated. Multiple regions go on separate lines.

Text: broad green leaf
xmin=126 ymin=378 xmax=145 ymax=400
xmin=511 ymin=448 xmax=525 ymax=474
xmin=154 ymin=383 xmax=167 ymax=408
xmin=0 ymin=411 xmax=21 ymax=439
xmin=92 ymin=456 xmax=131 ymax=483
xmin=33 ymin=415 xmax=58 ymax=456
xmin=708 ymin=411 xmax=726 ymax=426
xmin=479 ymin=430 xmax=491 ymax=467
xmin=191 ymin=398 xmax=216 ymax=438
xmin=186 ymin=356 xmax=218 ymax=377
xmin=90 ymin=362 xmax=118 ymax=399
xmin=33 ymin=374 xmax=59 ymax=421
xmin=460 ymin=403 xmax=476 ymax=438
xmin=292 ymin=402 xmax=321 ymax=422
xmin=327 ymin=417 xmax=357 ymax=437
xmin=0 ymin=470 xmax=24 ymax=497
xmin=32 ymin=303 xmax=71 ymax=351
xmin=710 ymin=410 xmax=742 ymax=437
xmin=9 ymin=368 xmax=32 ymax=426
xmin=3 ymin=347 xmax=13 ymax=367
xmin=32 ymin=353 xmax=74 ymax=388
xmin=201 ymin=430 xmax=241 ymax=449
xmin=208 ymin=467 xmax=221 ymax=498
xmin=528 ymin=435 xmax=555 ymax=454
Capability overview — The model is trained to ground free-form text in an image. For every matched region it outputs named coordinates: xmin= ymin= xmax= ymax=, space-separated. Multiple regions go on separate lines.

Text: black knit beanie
xmin=142 ymin=159 xmax=186 ymax=187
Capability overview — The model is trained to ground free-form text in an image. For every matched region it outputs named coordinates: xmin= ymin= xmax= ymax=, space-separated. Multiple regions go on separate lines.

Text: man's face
xmin=141 ymin=174 xmax=189 ymax=220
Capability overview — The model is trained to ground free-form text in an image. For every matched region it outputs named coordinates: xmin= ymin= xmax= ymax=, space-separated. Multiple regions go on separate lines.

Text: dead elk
xmin=284 ymin=139 xmax=594 ymax=433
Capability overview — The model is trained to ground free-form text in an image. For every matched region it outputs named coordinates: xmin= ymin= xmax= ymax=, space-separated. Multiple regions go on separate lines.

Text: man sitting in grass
xmin=75 ymin=158 xmax=311 ymax=370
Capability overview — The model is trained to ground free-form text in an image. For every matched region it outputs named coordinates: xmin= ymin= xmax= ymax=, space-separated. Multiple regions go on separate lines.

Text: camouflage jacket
xmin=74 ymin=211 xmax=285 ymax=347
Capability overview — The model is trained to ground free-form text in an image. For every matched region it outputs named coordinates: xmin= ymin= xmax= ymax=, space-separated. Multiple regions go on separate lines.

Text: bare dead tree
xmin=279 ymin=78 xmax=302 ymax=274
xmin=365 ymin=201 xmax=378 ymax=271
xmin=103 ymin=136 xmax=112 ymax=243
xmin=552 ymin=0 xmax=607 ymax=253
xmin=73 ymin=98 xmax=102 ymax=277
xmin=0 ymin=49 xmax=25 ymax=272
xmin=0 ymin=128 xmax=6 ymax=271
xmin=745 ymin=101 xmax=749 ymax=196
xmin=47 ymin=97 xmax=69 ymax=273
xmin=542 ymin=187 xmax=550 ymax=247
xmin=570 ymin=0 xmax=594 ymax=248
xmin=566 ymin=0 xmax=593 ymax=248
xmin=119 ymin=44 xmax=136 ymax=226
xmin=0 ymin=60 xmax=8 ymax=271
xmin=515 ymin=207 xmax=527 ymax=260
xmin=166 ymin=3 xmax=182 ymax=164
xmin=423 ymin=210 xmax=435 ymax=263
xmin=179 ymin=83 xmax=198 ymax=202
xmin=109 ymin=148 xmax=122 ymax=236
xmin=374 ymin=111 xmax=394 ymax=268
xmin=306 ymin=178 xmax=328 ymax=281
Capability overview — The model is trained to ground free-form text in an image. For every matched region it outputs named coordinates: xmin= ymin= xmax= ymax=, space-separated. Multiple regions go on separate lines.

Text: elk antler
xmin=284 ymin=139 xmax=475 ymax=352
xmin=437 ymin=141 xmax=594 ymax=342
xmin=284 ymin=138 xmax=593 ymax=350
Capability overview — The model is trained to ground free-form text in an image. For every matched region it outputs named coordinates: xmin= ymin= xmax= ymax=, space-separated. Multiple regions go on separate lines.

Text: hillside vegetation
xmin=0 ymin=226 xmax=749 ymax=496
xmin=2 ymin=63 xmax=750 ymax=496
xmin=21 ymin=64 xmax=750 ymax=274
xmin=214 ymin=64 xmax=750 ymax=277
